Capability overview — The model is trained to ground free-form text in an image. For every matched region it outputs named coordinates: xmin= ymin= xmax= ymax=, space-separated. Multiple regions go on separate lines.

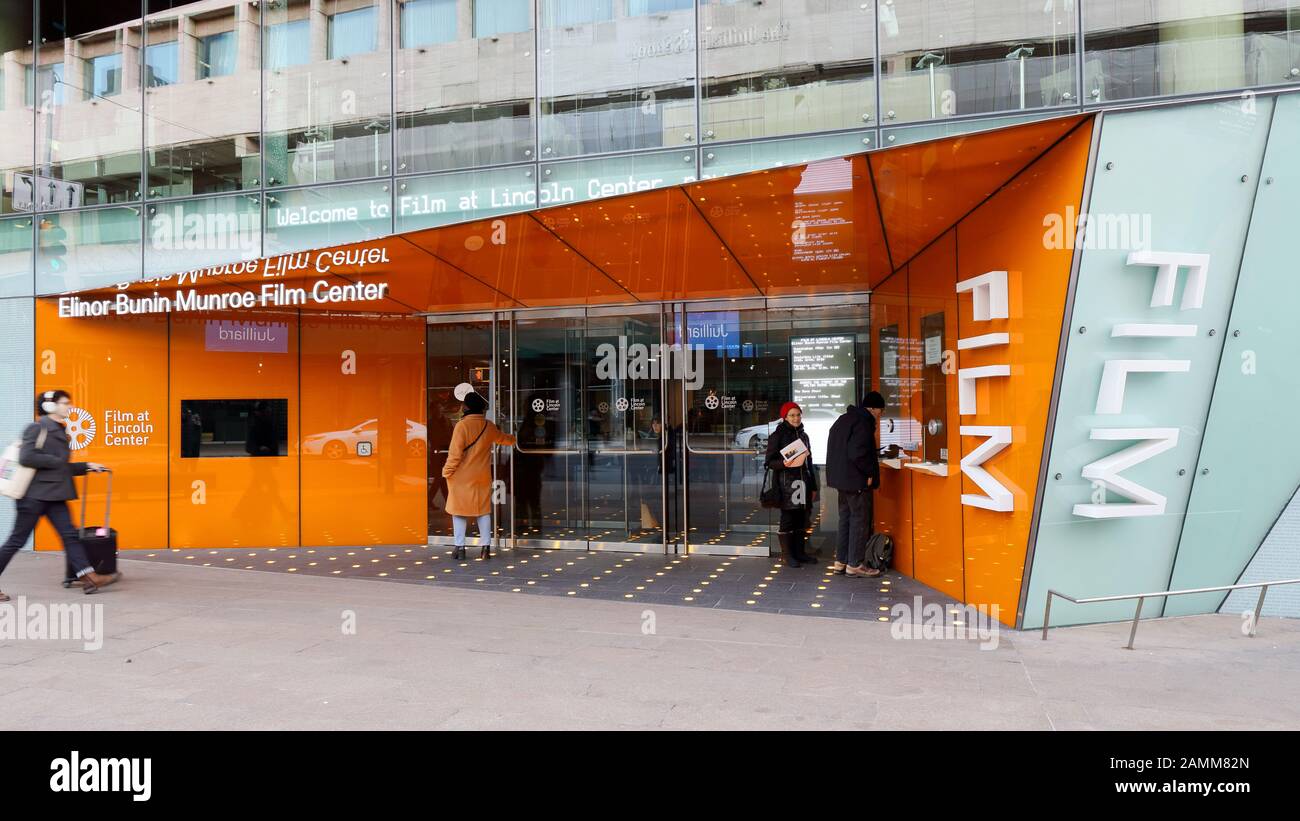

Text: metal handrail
xmin=1042 ymin=577 xmax=1300 ymax=649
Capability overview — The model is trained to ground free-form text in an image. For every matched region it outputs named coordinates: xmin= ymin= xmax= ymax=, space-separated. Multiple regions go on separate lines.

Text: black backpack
xmin=865 ymin=532 xmax=893 ymax=571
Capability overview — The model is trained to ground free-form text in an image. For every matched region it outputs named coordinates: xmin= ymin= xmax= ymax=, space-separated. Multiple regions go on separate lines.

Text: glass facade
xmin=0 ymin=1 xmax=1292 ymax=294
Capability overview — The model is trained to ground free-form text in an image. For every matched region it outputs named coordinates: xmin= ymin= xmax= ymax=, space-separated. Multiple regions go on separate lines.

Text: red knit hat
xmin=779 ymin=401 xmax=802 ymax=420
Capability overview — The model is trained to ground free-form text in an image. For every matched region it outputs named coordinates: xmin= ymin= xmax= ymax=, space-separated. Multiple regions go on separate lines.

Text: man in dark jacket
xmin=825 ymin=391 xmax=885 ymax=577
xmin=0 ymin=390 xmax=120 ymax=601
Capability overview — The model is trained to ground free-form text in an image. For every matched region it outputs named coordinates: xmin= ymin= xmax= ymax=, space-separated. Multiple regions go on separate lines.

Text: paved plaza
xmin=1 ymin=550 xmax=1297 ymax=730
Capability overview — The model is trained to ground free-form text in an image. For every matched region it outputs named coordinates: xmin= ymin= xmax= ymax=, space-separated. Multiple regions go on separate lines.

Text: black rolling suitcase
xmin=62 ymin=469 xmax=118 ymax=587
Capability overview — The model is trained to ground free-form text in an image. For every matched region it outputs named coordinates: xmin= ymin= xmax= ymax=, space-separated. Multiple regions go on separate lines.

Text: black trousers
xmin=0 ymin=497 xmax=92 ymax=579
xmin=835 ymin=488 xmax=874 ymax=567
xmin=778 ymin=507 xmax=808 ymax=534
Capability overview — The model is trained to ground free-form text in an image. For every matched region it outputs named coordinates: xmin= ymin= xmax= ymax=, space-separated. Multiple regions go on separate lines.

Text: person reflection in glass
xmin=513 ymin=395 xmax=549 ymax=537
xmin=180 ymin=406 xmax=203 ymax=458
xmin=245 ymin=401 xmax=278 ymax=457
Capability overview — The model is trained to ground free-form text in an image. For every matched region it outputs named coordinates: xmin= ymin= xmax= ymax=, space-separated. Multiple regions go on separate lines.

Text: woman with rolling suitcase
xmin=0 ymin=390 xmax=122 ymax=600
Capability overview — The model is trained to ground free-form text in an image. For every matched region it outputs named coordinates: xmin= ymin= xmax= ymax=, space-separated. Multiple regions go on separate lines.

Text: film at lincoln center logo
xmin=64 ymin=407 xmax=96 ymax=450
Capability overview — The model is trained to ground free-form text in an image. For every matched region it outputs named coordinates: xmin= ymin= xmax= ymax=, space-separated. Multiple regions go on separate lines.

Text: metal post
xmin=1041 ymin=591 xmax=1053 ymax=640
xmin=927 ymin=63 xmax=936 ymax=119
xmin=1019 ymin=55 xmax=1027 ymax=110
xmin=1250 ymin=585 xmax=1268 ymax=637
xmin=1125 ymin=596 xmax=1144 ymax=650
xmin=509 ymin=314 xmax=517 ymax=549
xmin=660 ymin=306 xmax=668 ymax=554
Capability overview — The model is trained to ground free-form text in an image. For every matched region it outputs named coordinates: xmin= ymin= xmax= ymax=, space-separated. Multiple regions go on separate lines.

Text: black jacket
xmin=764 ymin=420 xmax=818 ymax=509
xmin=825 ymin=404 xmax=879 ymax=492
xmin=18 ymin=416 xmax=89 ymax=501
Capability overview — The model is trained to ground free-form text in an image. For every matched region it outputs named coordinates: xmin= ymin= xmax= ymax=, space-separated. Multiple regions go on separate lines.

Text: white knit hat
xmin=453 ymin=382 xmax=475 ymax=401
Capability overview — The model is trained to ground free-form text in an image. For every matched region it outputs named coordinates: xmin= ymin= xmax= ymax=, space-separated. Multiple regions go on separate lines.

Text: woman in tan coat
xmin=442 ymin=391 xmax=515 ymax=560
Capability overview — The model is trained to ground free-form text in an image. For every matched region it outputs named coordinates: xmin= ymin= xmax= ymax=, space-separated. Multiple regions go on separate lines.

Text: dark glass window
xmin=180 ymin=399 xmax=288 ymax=458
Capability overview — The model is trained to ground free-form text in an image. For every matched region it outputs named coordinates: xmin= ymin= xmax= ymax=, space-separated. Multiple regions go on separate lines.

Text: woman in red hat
xmin=764 ymin=401 xmax=819 ymax=568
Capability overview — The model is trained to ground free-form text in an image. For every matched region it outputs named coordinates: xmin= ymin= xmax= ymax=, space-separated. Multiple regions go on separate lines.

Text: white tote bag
xmin=0 ymin=426 xmax=46 ymax=500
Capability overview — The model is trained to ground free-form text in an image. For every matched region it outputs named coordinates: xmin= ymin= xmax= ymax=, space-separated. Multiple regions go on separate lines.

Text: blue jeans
xmin=452 ymin=514 xmax=493 ymax=547
xmin=0 ymin=498 xmax=94 ymax=579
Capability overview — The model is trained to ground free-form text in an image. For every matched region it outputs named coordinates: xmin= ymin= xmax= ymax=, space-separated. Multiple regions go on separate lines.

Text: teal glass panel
xmin=1024 ymin=97 xmax=1274 ymax=629
xmin=35 ymin=206 xmax=143 ymax=294
xmin=264 ymin=180 xmax=392 ymax=256
xmin=539 ymin=149 xmax=697 ymax=206
xmin=0 ymin=215 xmax=33 ymax=296
xmin=0 ymin=296 xmax=34 ymax=540
xmin=1165 ymin=91 xmax=1300 ymax=616
xmin=881 ymin=112 xmax=1048 ymax=148
xmin=145 ymin=193 xmax=262 ymax=279
xmin=1220 ymin=488 xmax=1300 ymax=619
xmin=701 ymin=131 xmax=872 ymax=180
xmin=396 ymin=165 xmax=536 ymax=232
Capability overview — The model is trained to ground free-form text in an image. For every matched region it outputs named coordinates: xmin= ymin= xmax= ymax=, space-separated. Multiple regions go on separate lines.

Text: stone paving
xmin=1 ymin=551 xmax=1297 ymax=730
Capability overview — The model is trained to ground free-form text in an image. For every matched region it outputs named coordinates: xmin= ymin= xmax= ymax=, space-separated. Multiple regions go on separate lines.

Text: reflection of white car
xmin=733 ymin=409 xmax=839 ymax=465
xmin=303 ymin=419 xmax=427 ymax=459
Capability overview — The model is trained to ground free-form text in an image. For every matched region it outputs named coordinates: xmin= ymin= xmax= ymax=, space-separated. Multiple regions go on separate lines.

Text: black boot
xmin=778 ymin=533 xmax=800 ymax=568
xmin=480 ymin=543 xmax=491 ymax=560
xmin=793 ymin=529 xmax=817 ymax=565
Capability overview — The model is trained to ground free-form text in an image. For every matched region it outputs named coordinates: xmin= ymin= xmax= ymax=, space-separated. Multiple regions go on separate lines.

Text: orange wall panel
xmin=869 ymin=267 xmax=913 ymax=576
xmin=955 ymin=122 xmax=1093 ymax=625
xmin=34 ymin=301 xmax=169 ymax=550
xmin=168 ymin=311 xmax=300 ymax=548
xmin=906 ymin=232 xmax=965 ymax=603
xmin=300 ymin=316 xmax=426 ymax=545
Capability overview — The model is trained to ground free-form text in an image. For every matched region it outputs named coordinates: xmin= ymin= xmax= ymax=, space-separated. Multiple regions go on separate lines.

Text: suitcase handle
xmin=79 ymin=468 xmax=112 ymax=538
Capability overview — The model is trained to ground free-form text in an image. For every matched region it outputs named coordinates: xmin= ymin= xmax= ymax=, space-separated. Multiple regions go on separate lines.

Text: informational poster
xmin=791 ymin=158 xmax=854 ymax=265
xmin=790 ymin=335 xmax=856 ymax=465
xmin=924 ymin=334 xmax=943 ymax=366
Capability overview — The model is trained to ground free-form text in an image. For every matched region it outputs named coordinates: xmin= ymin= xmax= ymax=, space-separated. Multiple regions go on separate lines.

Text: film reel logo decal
xmin=65 ymin=407 xmax=97 ymax=450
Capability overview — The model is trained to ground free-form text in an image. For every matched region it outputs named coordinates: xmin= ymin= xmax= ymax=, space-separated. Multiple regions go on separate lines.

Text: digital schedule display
xmin=790 ymin=335 xmax=857 ymax=465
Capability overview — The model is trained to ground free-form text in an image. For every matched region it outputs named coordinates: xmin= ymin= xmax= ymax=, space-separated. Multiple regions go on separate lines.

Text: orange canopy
xmin=56 ymin=114 xmax=1090 ymax=315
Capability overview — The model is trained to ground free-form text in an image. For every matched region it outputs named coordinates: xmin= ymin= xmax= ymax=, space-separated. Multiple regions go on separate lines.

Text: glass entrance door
xmin=509 ymin=307 xmax=676 ymax=552
xmin=511 ymin=311 xmax=588 ymax=547
xmin=678 ymin=303 xmax=778 ymax=556
xmin=584 ymin=307 xmax=668 ymax=552
xmin=427 ymin=318 xmax=494 ymax=542
xmin=678 ymin=300 xmax=872 ymax=556
xmin=425 ymin=298 xmax=869 ymax=556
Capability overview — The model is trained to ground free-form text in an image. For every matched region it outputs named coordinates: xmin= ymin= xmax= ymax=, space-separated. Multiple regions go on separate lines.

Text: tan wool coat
xmin=441 ymin=414 xmax=515 ymax=517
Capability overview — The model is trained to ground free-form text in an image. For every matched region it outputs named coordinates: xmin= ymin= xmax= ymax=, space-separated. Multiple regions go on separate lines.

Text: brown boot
xmin=81 ymin=571 xmax=121 ymax=594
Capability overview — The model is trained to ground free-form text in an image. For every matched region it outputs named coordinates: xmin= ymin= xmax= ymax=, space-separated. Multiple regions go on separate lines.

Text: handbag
xmin=759 ymin=466 xmax=782 ymax=509
xmin=0 ymin=425 xmax=47 ymax=500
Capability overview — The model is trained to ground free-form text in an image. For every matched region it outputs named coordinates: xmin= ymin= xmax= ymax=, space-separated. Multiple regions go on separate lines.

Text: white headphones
xmin=40 ymin=391 xmax=59 ymax=415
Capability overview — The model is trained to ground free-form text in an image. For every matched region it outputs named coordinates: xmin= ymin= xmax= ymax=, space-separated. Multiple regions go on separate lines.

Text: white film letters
xmin=1073 ymin=252 xmax=1209 ymax=519
xmin=956 ymin=270 xmax=1014 ymax=512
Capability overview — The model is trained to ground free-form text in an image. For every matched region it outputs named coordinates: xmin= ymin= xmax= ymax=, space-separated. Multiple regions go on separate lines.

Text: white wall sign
xmin=956 ymin=270 xmax=1015 ymax=512
xmin=1073 ymin=252 xmax=1211 ymax=519
xmin=57 ymin=279 xmax=391 ymax=319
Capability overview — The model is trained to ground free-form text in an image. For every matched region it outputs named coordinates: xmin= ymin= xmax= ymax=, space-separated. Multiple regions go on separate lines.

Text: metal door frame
xmin=508 ymin=306 xmax=673 ymax=554
xmin=426 ymin=294 xmax=871 ymax=556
